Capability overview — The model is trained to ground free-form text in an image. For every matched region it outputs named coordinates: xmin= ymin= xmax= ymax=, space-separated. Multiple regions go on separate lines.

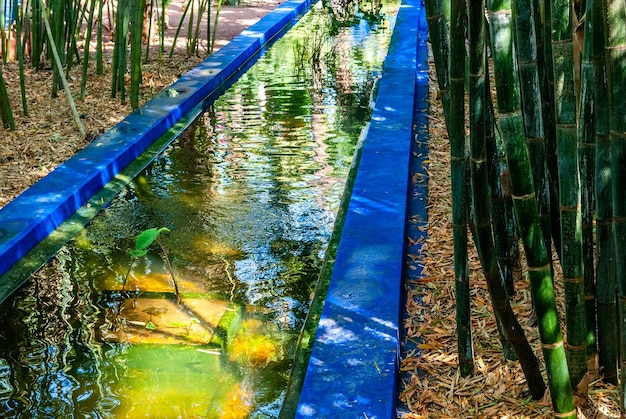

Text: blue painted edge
xmin=295 ymin=0 xmax=428 ymax=417
xmin=397 ymin=0 xmax=429 ymax=414
xmin=0 ymin=0 xmax=313 ymax=278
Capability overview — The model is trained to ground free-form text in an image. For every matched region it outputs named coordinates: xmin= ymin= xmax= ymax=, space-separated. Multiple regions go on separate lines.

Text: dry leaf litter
xmin=397 ymin=45 xmax=622 ymax=419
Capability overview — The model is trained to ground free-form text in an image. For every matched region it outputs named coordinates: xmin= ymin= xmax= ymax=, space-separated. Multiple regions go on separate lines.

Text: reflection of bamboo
xmin=156 ymin=238 xmax=181 ymax=303
xmin=219 ymin=255 xmax=237 ymax=301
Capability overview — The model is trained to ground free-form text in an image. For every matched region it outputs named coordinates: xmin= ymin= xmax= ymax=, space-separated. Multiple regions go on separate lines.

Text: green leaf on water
xmin=146 ymin=321 xmax=157 ymax=330
xmin=134 ymin=227 xmax=170 ymax=253
xmin=130 ymin=248 xmax=148 ymax=258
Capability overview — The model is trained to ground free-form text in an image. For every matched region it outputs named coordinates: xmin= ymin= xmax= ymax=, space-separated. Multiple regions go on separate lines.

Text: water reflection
xmin=0 ymin=0 xmax=398 ymax=417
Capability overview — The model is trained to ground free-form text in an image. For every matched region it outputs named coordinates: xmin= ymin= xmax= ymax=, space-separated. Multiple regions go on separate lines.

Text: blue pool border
xmin=295 ymin=0 xmax=428 ymax=416
xmin=0 ymin=0 xmax=313 ymax=279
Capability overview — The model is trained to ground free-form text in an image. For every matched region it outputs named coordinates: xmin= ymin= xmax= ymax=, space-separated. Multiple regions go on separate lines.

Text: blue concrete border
xmin=295 ymin=0 xmax=428 ymax=416
xmin=0 ymin=0 xmax=314 ymax=278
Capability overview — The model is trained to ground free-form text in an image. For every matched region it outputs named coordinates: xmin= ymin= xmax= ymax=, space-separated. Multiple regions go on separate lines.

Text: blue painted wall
xmin=295 ymin=0 xmax=429 ymax=416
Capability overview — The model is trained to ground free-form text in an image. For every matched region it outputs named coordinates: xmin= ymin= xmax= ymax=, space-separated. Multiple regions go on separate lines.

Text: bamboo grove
xmin=0 ymin=0 xmax=230 ymax=132
xmin=425 ymin=0 xmax=626 ymax=416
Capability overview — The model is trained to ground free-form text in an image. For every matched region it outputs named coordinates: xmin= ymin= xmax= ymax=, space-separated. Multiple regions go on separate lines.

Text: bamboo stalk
xmin=15 ymin=0 xmax=28 ymax=115
xmin=39 ymin=0 xmax=85 ymax=137
xmin=50 ymin=0 xmax=65 ymax=97
xmin=449 ymin=0 xmax=473 ymax=376
xmin=210 ymin=0 xmax=223 ymax=53
xmin=577 ymin=0 xmax=598 ymax=362
xmin=96 ymin=0 xmax=103 ymax=74
xmin=424 ymin=0 xmax=449 ymax=127
xmin=486 ymin=0 xmax=574 ymax=414
xmin=551 ymin=0 xmax=587 ymax=387
xmin=603 ymin=0 xmax=626 ymax=409
xmin=0 ymin=64 xmax=15 ymax=129
xmin=169 ymin=0 xmax=192 ymax=58
xmin=469 ymin=0 xmax=545 ymax=398
xmin=513 ymin=0 xmax=552 ymax=268
xmin=593 ymin=0 xmax=617 ymax=385
xmin=31 ymin=0 xmax=43 ymax=69
xmin=537 ymin=0 xmax=562 ymax=259
xmin=81 ymin=0 xmax=97 ymax=99
xmin=129 ymin=0 xmax=146 ymax=109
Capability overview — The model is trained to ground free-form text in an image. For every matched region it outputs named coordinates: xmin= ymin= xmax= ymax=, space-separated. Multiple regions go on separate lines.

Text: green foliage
xmin=123 ymin=227 xmax=180 ymax=303
xmin=130 ymin=227 xmax=171 ymax=258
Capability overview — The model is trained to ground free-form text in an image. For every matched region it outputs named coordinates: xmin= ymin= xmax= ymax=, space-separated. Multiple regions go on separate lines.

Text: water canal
xmin=0 ymin=0 xmax=399 ymax=417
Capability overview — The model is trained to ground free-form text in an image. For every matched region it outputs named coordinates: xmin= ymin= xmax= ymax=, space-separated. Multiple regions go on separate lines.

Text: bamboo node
xmin=487 ymin=9 xmax=512 ymax=16
xmin=563 ymin=275 xmax=583 ymax=284
xmin=425 ymin=13 xmax=446 ymax=21
xmin=527 ymin=263 xmax=550 ymax=272
xmin=606 ymin=44 xmax=626 ymax=51
xmin=542 ymin=340 xmax=564 ymax=350
xmin=511 ymin=191 xmax=535 ymax=201
xmin=554 ymin=409 xmax=577 ymax=418
xmin=564 ymin=342 xmax=586 ymax=351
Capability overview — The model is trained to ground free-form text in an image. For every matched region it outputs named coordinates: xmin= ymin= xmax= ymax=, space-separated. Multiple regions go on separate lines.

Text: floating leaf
xmin=145 ymin=321 xmax=157 ymax=330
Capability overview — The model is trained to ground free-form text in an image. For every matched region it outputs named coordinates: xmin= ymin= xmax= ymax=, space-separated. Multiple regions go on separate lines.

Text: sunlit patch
xmin=220 ymin=383 xmax=255 ymax=419
xmin=229 ymin=319 xmax=280 ymax=367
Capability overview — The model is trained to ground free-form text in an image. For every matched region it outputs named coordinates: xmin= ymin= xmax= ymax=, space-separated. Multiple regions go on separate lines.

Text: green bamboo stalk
xmin=186 ymin=0 xmax=195 ymax=55
xmin=111 ymin=0 xmax=123 ymax=96
xmin=485 ymin=78 xmax=516 ymax=302
xmin=144 ymin=0 xmax=153 ymax=62
xmin=64 ymin=0 xmax=84 ymax=79
xmin=192 ymin=0 xmax=209 ymax=56
xmin=486 ymin=0 xmax=574 ymax=414
xmin=130 ymin=0 xmax=146 ymax=109
xmin=210 ymin=0 xmax=223 ymax=53
xmin=593 ymin=0 xmax=617 ymax=385
xmin=206 ymin=0 xmax=211 ymax=48
xmin=484 ymin=59 xmax=517 ymax=361
xmin=603 ymin=0 xmax=626 ymax=408
xmin=111 ymin=0 xmax=131 ymax=102
xmin=424 ymin=0 xmax=450 ymax=127
xmin=81 ymin=0 xmax=98 ymax=99
xmin=50 ymin=0 xmax=65 ymax=97
xmin=0 ymin=64 xmax=15 ymax=129
xmin=577 ymin=0 xmax=598 ymax=363
xmin=160 ymin=0 xmax=166 ymax=57
xmin=513 ymin=0 xmax=552 ymax=269
xmin=551 ymin=0 xmax=587 ymax=388
xmin=1 ymin=6 xmax=7 ymax=64
xmin=96 ymin=0 xmax=103 ymax=74
xmin=118 ymin=0 xmax=131 ymax=103
xmin=450 ymin=0 xmax=473 ymax=376
xmin=39 ymin=0 xmax=85 ymax=137
xmin=31 ymin=0 xmax=43 ymax=69
xmin=469 ymin=0 xmax=545 ymax=398
xmin=169 ymin=0 xmax=192 ymax=58
xmin=537 ymin=0 xmax=562 ymax=259
xmin=15 ymin=0 xmax=28 ymax=115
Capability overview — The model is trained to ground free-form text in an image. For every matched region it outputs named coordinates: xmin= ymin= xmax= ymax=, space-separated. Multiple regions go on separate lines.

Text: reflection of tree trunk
xmin=334 ymin=31 xmax=353 ymax=93
xmin=310 ymin=30 xmax=356 ymax=209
